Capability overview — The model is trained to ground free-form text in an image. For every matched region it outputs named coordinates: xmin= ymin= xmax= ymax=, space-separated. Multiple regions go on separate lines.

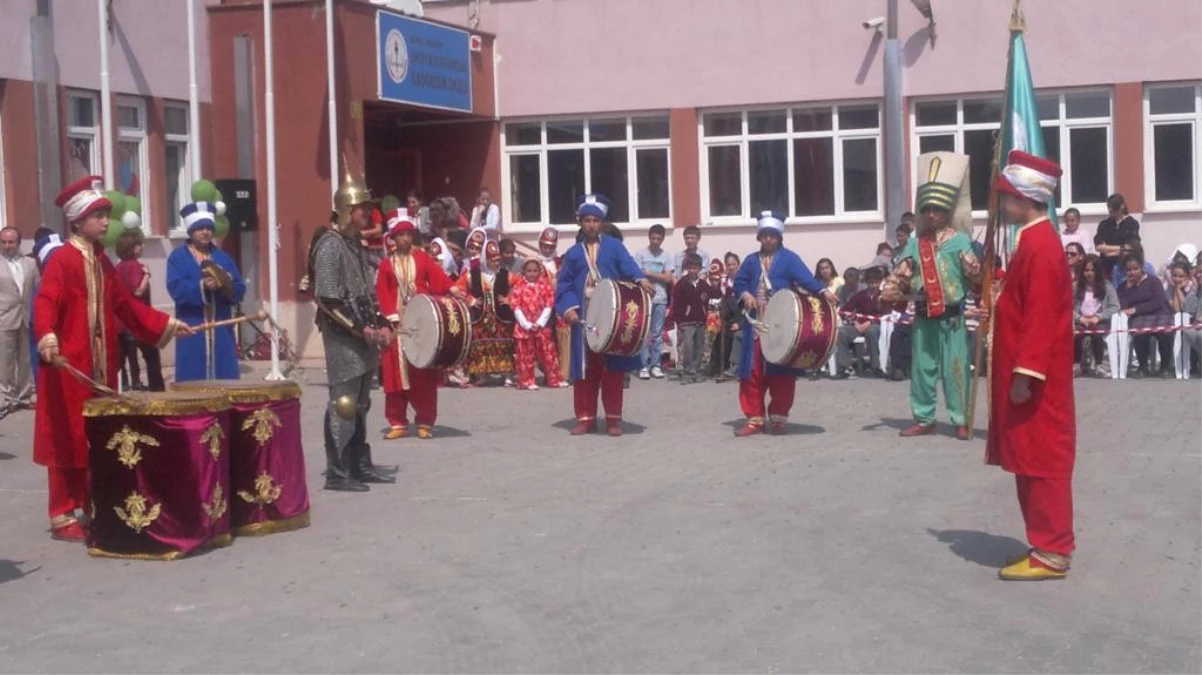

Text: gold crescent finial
xmin=927 ymin=156 xmax=942 ymax=183
xmin=1009 ymin=0 xmax=1026 ymax=32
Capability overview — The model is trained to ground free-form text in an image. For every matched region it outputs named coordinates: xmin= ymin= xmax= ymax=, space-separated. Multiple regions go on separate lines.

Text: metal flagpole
xmin=187 ymin=0 xmax=202 ymax=179
xmin=326 ymin=0 xmax=338 ymax=203
xmin=98 ymin=0 xmax=115 ymax=189
xmin=264 ymin=0 xmax=283 ymax=380
xmin=883 ymin=0 xmax=905 ymax=245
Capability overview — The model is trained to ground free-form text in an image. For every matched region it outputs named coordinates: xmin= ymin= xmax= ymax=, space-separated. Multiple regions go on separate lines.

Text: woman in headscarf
xmin=454 ymin=239 xmax=515 ymax=385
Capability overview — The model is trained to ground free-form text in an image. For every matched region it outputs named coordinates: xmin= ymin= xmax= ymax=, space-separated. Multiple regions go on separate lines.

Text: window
xmin=700 ymin=104 xmax=881 ymax=222
xmin=501 ymin=115 xmax=671 ymax=228
xmin=164 ymin=103 xmax=192 ymax=233
xmin=911 ymin=91 xmax=1113 ymax=212
xmin=117 ymin=96 xmax=149 ymax=226
xmin=1145 ymin=83 xmax=1201 ymax=206
xmin=66 ymin=91 xmax=101 ymax=181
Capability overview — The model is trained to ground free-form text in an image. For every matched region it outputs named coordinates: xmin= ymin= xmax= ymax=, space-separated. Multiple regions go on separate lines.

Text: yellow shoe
xmin=416 ymin=426 xmax=434 ymax=440
xmin=384 ymin=426 xmax=409 ymax=440
xmin=998 ymin=555 xmax=1067 ymax=581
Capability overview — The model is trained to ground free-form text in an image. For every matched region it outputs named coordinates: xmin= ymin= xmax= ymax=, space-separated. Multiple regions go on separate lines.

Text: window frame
xmin=116 ymin=95 xmax=151 ymax=227
xmin=500 ymin=113 xmax=673 ymax=233
xmin=163 ymin=102 xmax=193 ymax=235
xmin=66 ymin=90 xmax=101 ymax=181
xmin=698 ymin=101 xmax=884 ymax=226
xmin=909 ymin=89 xmax=1114 ymax=217
xmin=1144 ymin=81 xmax=1202 ymax=211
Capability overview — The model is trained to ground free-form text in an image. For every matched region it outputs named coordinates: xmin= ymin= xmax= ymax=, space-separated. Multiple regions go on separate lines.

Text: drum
xmin=84 ymin=392 xmax=232 ymax=560
xmin=759 ymin=289 xmax=839 ymax=369
xmin=401 ymin=294 xmax=474 ymax=369
xmin=170 ymin=379 xmax=310 ymax=537
xmin=585 ymin=279 xmax=652 ymax=357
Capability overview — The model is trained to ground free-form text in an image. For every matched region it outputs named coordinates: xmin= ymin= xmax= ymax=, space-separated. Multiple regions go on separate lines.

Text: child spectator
xmin=672 ymin=253 xmax=718 ymax=383
xmin=814 ymin=257 xmax=842 ymax=295
xmin=499 ymin=238 xmax=522 ymax=275
xmin=1117 ymin=254 xmax=1174 ymax=378
xmin=673 ymin=225 xmax=710 ymax=279
xmin=510 ymin=259 xmax=565 ymax=390
xmin=635 ymin=224 xmax=673 ymax=379
xmin=837 ymin=266 xmax=862 ymax=305
xmin=1059 ymin=207 xmax=1092 ymax=253
xmin=834 ymin=266 xmax=886 ymax=378
xmin=114 ymin=231 xmax=165 ymax=391
xmin=1073 ymin=254 xmax=1119 ymax=377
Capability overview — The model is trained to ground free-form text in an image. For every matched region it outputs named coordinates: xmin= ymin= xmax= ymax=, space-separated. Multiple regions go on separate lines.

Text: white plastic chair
xmin=879 ymin=312 xmax=899 ymax=373
xmin=1106 ymin=313 xmax=1129 ymax=379
xmin=1173 ymin=312 xmax=1192 ymax=379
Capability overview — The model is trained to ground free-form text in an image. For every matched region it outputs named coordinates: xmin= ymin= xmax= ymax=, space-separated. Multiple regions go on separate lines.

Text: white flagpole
xmin=187 ymin=0 xmax=202 ymax=179
xmin=264 ymin=0 xmax=282 ymax=379
xmin=98 ymin=0 xmax=115 ymax=189
xmin=326 ymin=0 xmax=338 ymax=202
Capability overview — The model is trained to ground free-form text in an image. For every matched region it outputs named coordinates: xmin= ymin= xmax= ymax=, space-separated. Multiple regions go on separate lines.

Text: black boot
xmin=353 ymin=443 xmax=396 ymax=484
xmin=323 ymin=414 xmax=368 ymax=492
xmin=354 ymin=413 xmax=399 ymax=477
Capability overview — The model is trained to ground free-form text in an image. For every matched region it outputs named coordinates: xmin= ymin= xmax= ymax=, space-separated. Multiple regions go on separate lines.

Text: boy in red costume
xmin=988 ymin=150 xmax=1076 ymax=581
xmin=35 ymin=176 xmax=190 ymax=541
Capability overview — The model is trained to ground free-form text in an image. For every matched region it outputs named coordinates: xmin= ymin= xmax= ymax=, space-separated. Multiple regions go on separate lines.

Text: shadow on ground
xmin=551 ymin=419 xmax=647 ymax=435
xmin=0 ymin=560 xmax=40 ymax=585
xmin=927 ymin=528 xmax=1028 ymax=568
xmin=721 ymin=419 xmax=825 ymax=435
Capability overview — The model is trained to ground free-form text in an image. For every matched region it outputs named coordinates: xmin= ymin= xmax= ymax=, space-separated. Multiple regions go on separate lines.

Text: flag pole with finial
xmin=966 ymin=0 xmax=1024 ymax=438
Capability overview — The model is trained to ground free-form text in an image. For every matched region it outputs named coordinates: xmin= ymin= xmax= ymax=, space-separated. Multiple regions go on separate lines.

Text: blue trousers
xmin=641 ymin=303 xmax=667 ymax=369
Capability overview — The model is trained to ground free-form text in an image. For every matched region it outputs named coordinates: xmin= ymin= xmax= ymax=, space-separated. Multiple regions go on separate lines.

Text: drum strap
xmin=757 ymin=254 xmax=774 ymax=314
xmin=392 ymin=253 xmax=416 ymax=390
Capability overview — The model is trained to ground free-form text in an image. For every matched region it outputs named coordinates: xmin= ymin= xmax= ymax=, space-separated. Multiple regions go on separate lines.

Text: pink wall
xmin=425 ymin=0 xmax=1202 ymax=117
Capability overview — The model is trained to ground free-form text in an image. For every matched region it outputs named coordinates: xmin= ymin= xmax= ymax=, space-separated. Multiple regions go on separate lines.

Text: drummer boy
xmin=554 ymin=193 xmax=654 ymax=437
xmin=731 ymin=211 xmax=837 ymax=437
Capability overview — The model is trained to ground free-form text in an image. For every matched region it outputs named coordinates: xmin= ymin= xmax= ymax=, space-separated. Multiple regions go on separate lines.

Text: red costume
xmin=510 ymin=268 xmax=563 ymax=390
xmin=376 ymin=215 xmax=454 ymax=436
xmin=35 ymin=176 xmax=182 ymax=541
xmin=987 ymin=151 xmax=1076 ymax=576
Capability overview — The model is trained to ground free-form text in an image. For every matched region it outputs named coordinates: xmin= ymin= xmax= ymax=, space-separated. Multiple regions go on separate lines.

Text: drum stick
xmin=192 ymin=309 xmax=268 ymax=333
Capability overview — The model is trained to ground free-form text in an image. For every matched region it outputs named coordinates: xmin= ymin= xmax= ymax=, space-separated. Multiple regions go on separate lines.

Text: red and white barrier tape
xmin=836 ymin=311 xmax=1200 ymax=336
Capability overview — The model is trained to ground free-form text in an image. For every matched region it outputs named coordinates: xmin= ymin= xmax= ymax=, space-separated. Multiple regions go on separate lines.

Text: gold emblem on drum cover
xmin=114 ymin=491 xmax=161 ymax=533
xmin=201 ymin=422 xmax=224 ymax=460
xmin=808 ymin=297 xmax=824 ymax=333
xmin=794 ymin=349 xmax=819 ymax=369
xmin=106 ymin=425 xmax=160 ymax=469
xmin=203 ymin=483 xmax=227 ymax=522
xmin=242 ymin=408 xmax=282 ymax=446
xmin=238 ymin=473 xmax=283 ymax=507
xmin=443 ymin=298 xmax=461 ymax=336
xmin=618 ymin=300 xmax=640 ymax=345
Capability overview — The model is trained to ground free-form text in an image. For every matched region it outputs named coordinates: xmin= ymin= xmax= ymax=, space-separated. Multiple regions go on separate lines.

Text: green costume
xmin=891 ymin=152 xmax=981 ymax=427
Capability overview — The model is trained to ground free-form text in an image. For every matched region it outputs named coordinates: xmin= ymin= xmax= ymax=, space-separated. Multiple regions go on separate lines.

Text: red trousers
xmin=515 ymin=331 xmax=563 ymax=388
xmin=385 ymin=367 xmax=439 ymax=428
xmin=738 ymin=343 xmax=796 ymax=425
xmin=1016 ymin=474 xmax=1075 ymax=567
xmin=574 ymin=350 xmax=624 ymax=422
xmin=48 ymin=467 xmax=88 ymax=521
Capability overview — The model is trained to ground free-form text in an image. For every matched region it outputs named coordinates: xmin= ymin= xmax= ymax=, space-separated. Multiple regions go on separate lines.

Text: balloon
xmin=122 ymin=211 xmax=142 ymax=229
xmin=102 ymin=218 xmax=123 ymax=248
xmin=380 ymin=194 xmax=401 ymax=214
xmin=214 ymin=214 xmax=231 ymax=240
xmin=214 ymin=190 xmax=227 ymax=216
xmin=191 ymin=179 xmax=217 ymax=203
xmin=105 ymin=190 xmax=127 ymax=219
xmin=123 ymin=195 xmax=141 ymax=216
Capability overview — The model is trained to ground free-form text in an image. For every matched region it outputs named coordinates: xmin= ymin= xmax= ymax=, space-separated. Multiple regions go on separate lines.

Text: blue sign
xmin=377 ymin=12 xmax=473 ymax=114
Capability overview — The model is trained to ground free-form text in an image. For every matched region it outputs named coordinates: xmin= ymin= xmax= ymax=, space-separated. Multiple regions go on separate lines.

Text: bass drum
xmin=400 ymin=294 xmax=473 ymax=369
xmin=759 ymin=289 xmax=839 ymax=370
xmin=584 ymin=279 xmax=651 ymax=357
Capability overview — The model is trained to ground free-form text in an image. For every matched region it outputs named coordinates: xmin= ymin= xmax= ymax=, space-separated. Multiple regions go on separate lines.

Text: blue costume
xmin=732 ymin=247 xmax=826 ymax=380
xmin=555 ymin=233 xmax=647 ymax=381
xmin=167 ymin=202 xmax=246 ymax=381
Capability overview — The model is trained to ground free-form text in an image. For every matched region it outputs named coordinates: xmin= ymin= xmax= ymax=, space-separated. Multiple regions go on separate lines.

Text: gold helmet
xmin=332 ymin=161 xmax=372 ymax=228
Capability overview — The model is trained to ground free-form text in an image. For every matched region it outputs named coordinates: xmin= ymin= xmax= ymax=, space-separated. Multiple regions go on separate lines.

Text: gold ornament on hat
xmin=332 ymin=155 xmax=372 ymax=228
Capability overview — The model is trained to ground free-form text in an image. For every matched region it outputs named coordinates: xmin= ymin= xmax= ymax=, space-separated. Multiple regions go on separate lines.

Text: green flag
xmin=999 ymin=20 xmax=1057 ymax=248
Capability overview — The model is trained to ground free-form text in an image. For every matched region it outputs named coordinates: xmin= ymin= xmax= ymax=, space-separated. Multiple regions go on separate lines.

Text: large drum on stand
xmin=401 ymin=294 xmax=474 ymax=368
xmin=84 ymin=392 xmax=232 ymax=560
xmin=170 ymin=379 xmax=310 ymax=536
xmin=759 ymin=289 xmax=839 ymax=370
xmin=584 ymin=279 xmax=652 ymax=357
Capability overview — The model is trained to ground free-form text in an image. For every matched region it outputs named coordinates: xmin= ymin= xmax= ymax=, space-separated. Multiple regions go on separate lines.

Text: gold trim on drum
xmin=83 ymin=392 xmax=232 ymax=417
xmin=232 ymin=511 xmax=311 ymax=537
xmin=169 ymin=379 xmax=302 ymax=404
xmin=86 ymin=533 xmax=234 ymax=561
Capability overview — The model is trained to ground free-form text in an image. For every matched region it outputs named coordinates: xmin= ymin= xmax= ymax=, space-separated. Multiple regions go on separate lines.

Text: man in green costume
xmin=883 ymin=152 xmax=982 ymax=441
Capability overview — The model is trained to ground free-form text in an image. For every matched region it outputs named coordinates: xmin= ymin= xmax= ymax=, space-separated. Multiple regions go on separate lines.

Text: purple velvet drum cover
xmin=84 ymin=392 xmax=233 ymax=560
xmin=759 ymin=289 xmax=839 ymax=369
xmin=170 ymin=380 xmax=310 ymax=536
xmin=584 ymin=279 xmax=652 ymax=357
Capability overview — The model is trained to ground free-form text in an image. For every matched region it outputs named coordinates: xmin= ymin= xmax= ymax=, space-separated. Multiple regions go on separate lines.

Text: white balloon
xmin=122 ymin=211 xmax=142 ymax=229
xmin=215 ymin=201 xmax=227 ymax=216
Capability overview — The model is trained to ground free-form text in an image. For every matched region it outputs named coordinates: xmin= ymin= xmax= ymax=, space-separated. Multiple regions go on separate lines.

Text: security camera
xmin=862 ymin=16 xmax=885 ymax=30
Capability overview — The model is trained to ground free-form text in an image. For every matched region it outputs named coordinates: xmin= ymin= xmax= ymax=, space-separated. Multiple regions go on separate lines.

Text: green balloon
xmin=102 ymin=218 xmax=123 ymax=248
xmin=191 ymin=179 xmax=217 ymax=203
xmin=214 ymin=214 xmax=231 ymax=239
xmin=380 ymin=194 xmax=401 ymax=214
xmin=123 ymin=195 xmax=141 ymax=216
xmin=105 ymin=190 xmax=127 ymax=218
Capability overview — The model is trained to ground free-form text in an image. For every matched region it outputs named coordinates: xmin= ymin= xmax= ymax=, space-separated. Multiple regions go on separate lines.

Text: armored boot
xmin=351 ymin=414 xmax=396 ymax=484
xmin=323 ymin=413 xmax=368 ymax=493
